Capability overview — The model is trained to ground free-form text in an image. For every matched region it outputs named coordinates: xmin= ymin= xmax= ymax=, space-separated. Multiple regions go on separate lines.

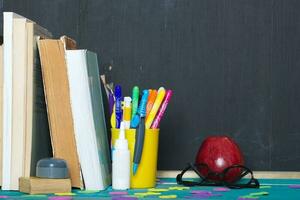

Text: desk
xmin=0 ymin=178 xmax=299 ymax=199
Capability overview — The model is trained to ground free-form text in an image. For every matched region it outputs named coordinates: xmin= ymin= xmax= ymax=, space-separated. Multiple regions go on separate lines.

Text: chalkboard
xmin=4 ymin=0 xmax=300 ymax=171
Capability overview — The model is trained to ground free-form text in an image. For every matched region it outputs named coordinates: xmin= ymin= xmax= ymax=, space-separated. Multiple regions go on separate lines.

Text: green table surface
xmin=0 ymin=178 xmax=300 ymax=199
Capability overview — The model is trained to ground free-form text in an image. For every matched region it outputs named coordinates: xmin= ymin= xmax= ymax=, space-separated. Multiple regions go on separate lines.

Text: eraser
xmin=36 ymin=158 xmax=69 ymax=179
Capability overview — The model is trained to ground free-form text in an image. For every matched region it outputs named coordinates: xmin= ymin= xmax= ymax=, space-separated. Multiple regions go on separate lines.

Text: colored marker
xmin=145 ymin=87 xmax=166 ymax=129
xmin=132 ymin=90 xmax=149 ymax=175
xmin=115 ymin=85 xmax=123 ymax=128
xmin=131 ymin=90 xmax=149 ymax=128
xmin=146 ymin=89 xmax=157 ymax=119
xmin=131 ymin=86 xmax=139 ymax=122
xmin=123 ymin=97 xmax=132 ymax=129
xmin=151 ymin=90 xmax=172 ymax=129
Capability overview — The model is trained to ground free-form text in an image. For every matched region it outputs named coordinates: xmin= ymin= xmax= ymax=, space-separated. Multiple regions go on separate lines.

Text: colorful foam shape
xmin=159 ymin=195 xmax=177 ymax=199
xmin=148 ymin=188 xmax=169 ymax=192
xmin=249 ymin=191 xmax=269 ymax=196
xmin=259 ymin=185 xmax=271 ymax=189
xmin=289 ymin=184 xmax=300 ymax=189
xmin=169 ymin=186 xmax=190 ymax=190
xmin=190 ymin=190 xmax=212 ymax=194
xmin=238 ymin=196 xmax=259 ymax=200
xmin=54 ymin=193 xmax=76 ymax=196
xmin=213 ymin=187 xmax=231 ymax=192
xmin=78 ymin=190 xmax=99 ymax=194
xmin=112 ymin=197 xmax=138 ymax=200
xmin=109 ymin=191 xmax=129 ymax=195
xmin=48 ymin=197 xmax=73 ymax=200
xmin=22 ymin=195 xmax=47 ymax=198
xmin=133 ymin=192 xmax=161 ymax=197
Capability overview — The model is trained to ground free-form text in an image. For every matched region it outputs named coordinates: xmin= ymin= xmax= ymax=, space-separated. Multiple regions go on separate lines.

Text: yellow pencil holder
xmin=111 ymin=128 xmax=159 ymax=189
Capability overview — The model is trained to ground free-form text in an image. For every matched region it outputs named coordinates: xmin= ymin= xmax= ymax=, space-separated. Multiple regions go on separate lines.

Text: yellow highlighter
xmin=146 ymin=87 xmax=166 ymax=129
xmin=110 ymin=104 xmax=116 ymax=128
xmin=123 ymin=97 xmax=132 ymax=129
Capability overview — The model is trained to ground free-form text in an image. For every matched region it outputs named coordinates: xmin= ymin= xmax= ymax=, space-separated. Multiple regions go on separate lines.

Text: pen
xmin=108 ymin=92 xmax=115 ymax=116
xmin=132 ymin=90 xmax=149 ymax=175
xmin=146 ymin=89 xmax=157 ymax=119
xmin=115 ymin=85 xmax=123 ymax=128
xmin=151 ymin=90 xmax=172 ymax=129
xmin=145 ymin=87 xmax=166 ymax=129
xmin=131 ymin=86 xmax=139 ymax=122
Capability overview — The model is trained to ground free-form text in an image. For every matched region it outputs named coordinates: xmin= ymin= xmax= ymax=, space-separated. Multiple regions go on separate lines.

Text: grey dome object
xmin=36 ymin=158 xmax=69 ymax=179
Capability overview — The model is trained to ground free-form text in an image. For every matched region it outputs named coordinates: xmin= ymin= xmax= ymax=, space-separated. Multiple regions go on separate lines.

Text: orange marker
xmin=146 ymin=89 xmax=158 ymax=119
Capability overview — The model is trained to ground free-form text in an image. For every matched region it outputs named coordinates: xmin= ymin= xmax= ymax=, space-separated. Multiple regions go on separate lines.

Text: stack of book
xmin=0 ymin=12 xmax=111 ymax=191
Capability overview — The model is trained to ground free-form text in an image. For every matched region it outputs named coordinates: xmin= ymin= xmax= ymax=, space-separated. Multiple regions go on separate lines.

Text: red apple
xmin=195 ymin=136 xmax=244 ymax=182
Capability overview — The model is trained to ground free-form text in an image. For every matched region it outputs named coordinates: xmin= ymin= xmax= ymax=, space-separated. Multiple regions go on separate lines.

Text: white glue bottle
xmin=112 ymin=121 xmax=130 ymax=190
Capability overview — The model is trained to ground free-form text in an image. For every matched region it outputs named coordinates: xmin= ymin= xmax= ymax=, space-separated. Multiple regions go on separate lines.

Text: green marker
xmin=131 ymin=86 xmax=139 ymax=122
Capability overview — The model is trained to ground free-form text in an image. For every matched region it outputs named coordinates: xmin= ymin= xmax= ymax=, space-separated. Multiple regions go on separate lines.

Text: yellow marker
xmin=123 ymin=97 xmax=132 ymax=129
xmin=159 ymin=195 xmax=177 ymax=199
xmin=146 ymin=87 xmax=166 ymax=128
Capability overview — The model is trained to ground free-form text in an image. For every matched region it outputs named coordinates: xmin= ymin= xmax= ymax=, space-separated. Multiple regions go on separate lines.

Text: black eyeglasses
xmin=176 ymin=163 xmax=260 ymax=189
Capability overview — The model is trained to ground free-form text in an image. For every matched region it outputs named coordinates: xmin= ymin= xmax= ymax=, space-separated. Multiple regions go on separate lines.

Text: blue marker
xmin=115 ymin=85 xmax=123 ymax=128
xmin=132 ymin=90 xmax=149 ymax=175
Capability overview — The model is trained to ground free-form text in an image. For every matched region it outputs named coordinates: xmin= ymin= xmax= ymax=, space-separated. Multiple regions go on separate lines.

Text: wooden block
xmin=19 ymin=177 xmax=71 ymax=194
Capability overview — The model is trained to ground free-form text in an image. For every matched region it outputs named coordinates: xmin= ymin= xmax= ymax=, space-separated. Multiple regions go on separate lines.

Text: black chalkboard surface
xmin=4 ymin=0 xmax=300 ymax=171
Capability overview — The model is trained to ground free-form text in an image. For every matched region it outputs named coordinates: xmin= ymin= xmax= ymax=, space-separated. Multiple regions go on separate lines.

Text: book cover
xmin=2 ymin=12 xmax=53 ymax=190
xmin=24 ymin=22 xmax=52 ymax=177
xmin=11 ymin=18 xmax=27 ymax=190
xmin=3 ymin=12 xmax=28 ymax=190
xmin=37 ymin=39 xmax=83 ymax=188
xmin=0 ymin=42 xmax=3 ymax=186
xmin=65 ymin=50 xmax=111 ymax=190
xmin=86 ymin=51 xmax=111 ymax=188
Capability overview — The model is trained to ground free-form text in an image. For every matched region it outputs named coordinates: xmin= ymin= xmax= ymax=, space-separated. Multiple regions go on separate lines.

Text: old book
xmin=12 ymin=17 xmax=28 ymax=190
xmin=19 ymin=177 xmax=71 ymax=194
xmin=37 ymin=39 xmax=83 ymax=188
xmin=24 ymin=22 xmax=52 ymax=177
xmin=3 ymin=12 xmax=14 ymax=190
xmin=2 ymin=12 xmax=53 ymax=190
xmin=60 ymin=35 xmax=77 ymax=50
xmin=0 ymin=41 xmax=3 ymax=186
xmin=3 ymin=12 xmax=28 ymax=190
xmin=65 ymin=50 xmax=111 ymax=190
